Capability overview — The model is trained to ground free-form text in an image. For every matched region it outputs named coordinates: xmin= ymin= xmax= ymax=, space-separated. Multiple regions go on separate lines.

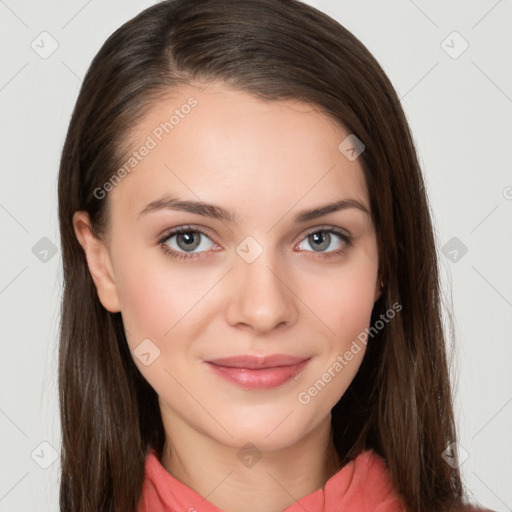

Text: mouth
xmin=204 ymin=354 xmax=311 ymax=389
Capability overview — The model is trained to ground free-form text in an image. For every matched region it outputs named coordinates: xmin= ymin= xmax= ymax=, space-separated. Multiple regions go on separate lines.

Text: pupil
xmin=178 ymin=232 xmax=199 ymax=251
xmin=311 ymin=231 xmax=329 ymax=251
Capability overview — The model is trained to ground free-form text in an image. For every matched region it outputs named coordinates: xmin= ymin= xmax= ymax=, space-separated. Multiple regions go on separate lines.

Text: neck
xmin=159 ymin=413 xmax=343 ymax=512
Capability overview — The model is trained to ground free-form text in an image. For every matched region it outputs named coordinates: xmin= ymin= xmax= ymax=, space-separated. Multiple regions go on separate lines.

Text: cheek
xmin=112 ymin=248 xmax=184 ymax=345
xmin=117 ymin=269 xmax=168 ymax=344
xmin=298 ymin=256 xmax=378 ymax=344
xmin=337 ymin=271 xmax=377 ymax=335
xmin=297 ymin=267 xmax=376 ymax=409
xmin=114 ymin=248 xmax=219 ymax=355
xmin=114 ymin=256 xmax=205 ymax=391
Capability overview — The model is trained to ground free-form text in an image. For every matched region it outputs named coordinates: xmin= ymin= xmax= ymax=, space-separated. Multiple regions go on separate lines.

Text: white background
xmin=0 ymin=0 xmax=511 ymax=510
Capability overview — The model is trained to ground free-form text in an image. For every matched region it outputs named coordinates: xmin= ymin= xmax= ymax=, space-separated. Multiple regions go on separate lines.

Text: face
xmin=75 ymin=81 xmax=381 ymax=453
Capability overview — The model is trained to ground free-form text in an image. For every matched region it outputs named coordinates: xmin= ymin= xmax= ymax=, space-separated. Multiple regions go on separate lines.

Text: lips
xmin=206 ymin=354 xmax=310 ymax=369
xmin=204 ymin=354 xmax=311 ymax=389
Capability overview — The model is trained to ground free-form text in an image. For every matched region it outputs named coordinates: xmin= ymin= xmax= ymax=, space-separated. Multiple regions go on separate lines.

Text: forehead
xmin=108 ymin=81 xmax=370 ymax=225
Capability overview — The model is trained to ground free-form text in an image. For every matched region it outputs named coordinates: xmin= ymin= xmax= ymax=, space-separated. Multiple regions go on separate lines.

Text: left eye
xmin=296 ymin=229 xmax=351 ymax=254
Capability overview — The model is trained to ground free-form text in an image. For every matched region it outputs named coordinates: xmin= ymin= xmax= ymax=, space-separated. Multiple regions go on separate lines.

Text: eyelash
xmin=157 ymin=225 xmax=353 ymax=261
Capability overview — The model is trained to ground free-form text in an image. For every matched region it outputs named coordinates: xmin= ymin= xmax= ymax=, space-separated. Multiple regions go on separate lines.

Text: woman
xmin=57 ymin=1 xmax=494 ymax=511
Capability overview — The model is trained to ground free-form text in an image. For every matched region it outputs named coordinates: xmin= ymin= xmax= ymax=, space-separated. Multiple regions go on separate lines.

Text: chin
xmin=212 ymin=410 xmax=324 ymax=452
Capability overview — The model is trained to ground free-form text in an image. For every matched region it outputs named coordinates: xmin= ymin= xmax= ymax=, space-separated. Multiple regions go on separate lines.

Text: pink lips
xmin=204 ymin=354 xmax=311 ymax=389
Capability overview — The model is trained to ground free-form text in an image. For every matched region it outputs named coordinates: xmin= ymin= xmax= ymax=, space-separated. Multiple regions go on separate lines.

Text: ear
xmin=72 ymin=211 xmax=122 ymax=313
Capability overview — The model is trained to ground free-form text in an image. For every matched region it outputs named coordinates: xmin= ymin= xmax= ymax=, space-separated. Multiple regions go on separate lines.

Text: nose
xmin=225 ymin=247 xmax=298 ymax=334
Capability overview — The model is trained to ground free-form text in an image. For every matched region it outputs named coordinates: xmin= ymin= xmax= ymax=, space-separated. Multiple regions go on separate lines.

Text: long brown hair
xmin=57 ymin=1 xmax=468 ymax=510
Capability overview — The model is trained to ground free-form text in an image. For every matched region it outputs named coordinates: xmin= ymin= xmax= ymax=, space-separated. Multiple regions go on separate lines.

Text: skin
xmin=74 ymin=81 xmax=381 ymax=512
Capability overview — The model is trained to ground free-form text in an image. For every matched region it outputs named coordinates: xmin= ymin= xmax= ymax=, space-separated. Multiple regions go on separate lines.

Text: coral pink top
xmin=138 ymin=448 xmax=492 ymax=512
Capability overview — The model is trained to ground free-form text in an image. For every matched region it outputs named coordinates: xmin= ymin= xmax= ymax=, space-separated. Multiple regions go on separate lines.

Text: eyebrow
xmin=138 ymin=195 xmax=370 ymax=224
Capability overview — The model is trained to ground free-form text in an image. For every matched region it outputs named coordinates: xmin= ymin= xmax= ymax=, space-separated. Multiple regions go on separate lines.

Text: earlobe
xmin=374 ymin=277 xmax=383 ymax=303
xmin=72 ymin=211 xmax=122 ymax=313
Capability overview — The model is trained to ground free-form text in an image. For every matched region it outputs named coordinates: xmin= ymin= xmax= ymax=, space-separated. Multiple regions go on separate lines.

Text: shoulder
xmin=355 ymin=451 xmax=496 ymax=512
